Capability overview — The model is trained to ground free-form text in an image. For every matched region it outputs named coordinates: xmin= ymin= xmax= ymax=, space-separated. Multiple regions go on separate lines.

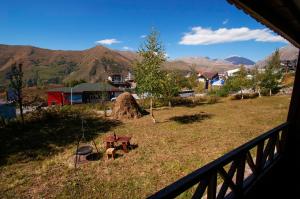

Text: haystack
xmin=112 ymin=92 xmax=142 ymax=120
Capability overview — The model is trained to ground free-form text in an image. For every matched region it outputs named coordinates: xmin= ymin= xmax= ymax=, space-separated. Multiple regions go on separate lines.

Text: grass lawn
xmin=0 ymin=95 xmax=290 ymax=198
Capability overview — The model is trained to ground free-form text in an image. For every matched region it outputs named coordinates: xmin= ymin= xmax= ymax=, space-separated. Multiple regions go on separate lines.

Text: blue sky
xmin=0 ymin=0 xmax=288 ymax=61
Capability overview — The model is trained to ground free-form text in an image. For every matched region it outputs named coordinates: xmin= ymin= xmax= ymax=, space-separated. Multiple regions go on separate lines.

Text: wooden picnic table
xmin=103 ymin=135 xmax=131 ymax=153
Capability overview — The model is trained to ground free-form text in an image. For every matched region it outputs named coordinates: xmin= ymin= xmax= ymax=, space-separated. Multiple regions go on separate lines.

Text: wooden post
xmin=287 ymin=52 xmax=300 ymax=131
xmin=286 ymin=51 xmax=300 ymax=173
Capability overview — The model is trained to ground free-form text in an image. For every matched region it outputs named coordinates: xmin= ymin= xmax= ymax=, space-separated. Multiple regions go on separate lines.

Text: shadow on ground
xmin=169 ymin=113 xmax=213 ymax=124
xmin=0 ymin=109 xmax=122 ymax=166
xmin=86 ymin=152 xmax=102 ymax=161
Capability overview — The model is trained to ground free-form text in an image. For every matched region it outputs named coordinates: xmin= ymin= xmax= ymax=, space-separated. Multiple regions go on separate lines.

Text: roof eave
xmin=227 ymin=0 xmax=300 ymax=48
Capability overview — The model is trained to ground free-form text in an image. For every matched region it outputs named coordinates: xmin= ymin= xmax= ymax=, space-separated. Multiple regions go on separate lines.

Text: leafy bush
xmin=216 ymin=87 xmax=230 ymax=97
xmin=207 ymin=88 xmax=229 ymax=97
xmin=207 ymin=95 xmax=219 ymax=104
xmin=230 ymin=93 xmax=259 ymax=100
xmin=193 ymin=96 xmax=207 ymax=105
xmin=170 ymin=97 xmax=193 ymax=106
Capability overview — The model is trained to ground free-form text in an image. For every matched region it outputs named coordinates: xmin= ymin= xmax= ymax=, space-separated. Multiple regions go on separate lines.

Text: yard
xmin=0 ymin=95 xmax=290 ymax=198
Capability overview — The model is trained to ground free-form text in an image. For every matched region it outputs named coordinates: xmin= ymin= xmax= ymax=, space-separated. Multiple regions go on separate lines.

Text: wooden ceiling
xmin=227 ymin=0 xmax=300 ymax=48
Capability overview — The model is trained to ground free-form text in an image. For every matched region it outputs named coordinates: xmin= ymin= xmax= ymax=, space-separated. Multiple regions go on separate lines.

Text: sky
xmin=0 ymin=0 xmax=289 ymax=61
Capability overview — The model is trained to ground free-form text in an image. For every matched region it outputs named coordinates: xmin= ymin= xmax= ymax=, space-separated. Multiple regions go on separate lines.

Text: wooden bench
xmin=106 ymin=148 xmax=116 ymax=160
xmin=103 ymin=135 xmax=132 ymax=153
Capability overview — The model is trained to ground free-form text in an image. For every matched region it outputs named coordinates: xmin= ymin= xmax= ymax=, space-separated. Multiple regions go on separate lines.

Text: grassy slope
xmin=0 ymin=96 xmax=290 ymax=198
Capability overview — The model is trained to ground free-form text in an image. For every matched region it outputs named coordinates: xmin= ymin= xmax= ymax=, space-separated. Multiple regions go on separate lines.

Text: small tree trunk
xmin=19 ymin=97 xmax=24 ymax=125
xmin=269 ymin=89 xmax=272 ymax=96
xmin=241 ymin=89 xmax=244 ymax=100
xmin=104 ymin=104 xmax=107 ymax=117
xmin=1 ymin=117 xmax=6 ymax=127
xmin=150 ymin=97 xmax=156 ymax=123
xmin=258 ymin=87 xmax=261 ymax=97
xmin=168 ymin=100 xmax=172 ymax=108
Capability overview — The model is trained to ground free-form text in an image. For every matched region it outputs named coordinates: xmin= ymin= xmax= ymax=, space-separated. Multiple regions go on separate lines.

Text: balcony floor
xmin=245 ymin=156 xmax=299 ymax=199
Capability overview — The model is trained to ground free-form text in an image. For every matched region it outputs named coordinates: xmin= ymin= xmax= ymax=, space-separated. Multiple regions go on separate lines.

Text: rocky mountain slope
xmin=0 ymin=44 xmax=257 ymax=85
xmin=256 ymin=44 xmax=299 ymax=67
xmin=173 ymin=56 xmax=243 ymax=72
xmin=0 ymin=44 xmax=133 ymax=84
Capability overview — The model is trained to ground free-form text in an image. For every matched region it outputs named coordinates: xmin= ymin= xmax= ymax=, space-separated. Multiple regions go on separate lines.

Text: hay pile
xmin=112 ymin=92 xmax=143 ymax=120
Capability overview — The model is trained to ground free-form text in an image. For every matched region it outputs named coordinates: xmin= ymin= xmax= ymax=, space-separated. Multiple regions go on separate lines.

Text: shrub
xmin=230 ymin=93 xmax=259 ymax=100
xmin=207 ymin=95 xmax=219 ymax=104
xmin=216 ymin=87 xmax=230 ymax=97
xmin=170 ymin=97 xmax=193 ymax=106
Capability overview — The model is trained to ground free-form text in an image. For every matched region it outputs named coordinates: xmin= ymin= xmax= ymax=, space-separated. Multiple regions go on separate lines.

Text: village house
xmin=47 ymin=82 xmax=122 ymax=106
xmin=280 ymin=59 xmax=297 ymax=72
xmin=107 ymin=71 xmax=134 ymax=89
xmin=225 ymin=68 xmax=240 ymax=77
xmin=197 ymin=71 xmax=219 ymax=89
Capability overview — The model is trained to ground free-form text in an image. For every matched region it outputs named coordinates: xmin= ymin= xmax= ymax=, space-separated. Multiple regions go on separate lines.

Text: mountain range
xmin=225 ymin=56 xmax=255 ymax=65
xmin=256 ymin=45 xmax=299 ymax=67
xmin=0 ymin=44 xmax=297 ymax=86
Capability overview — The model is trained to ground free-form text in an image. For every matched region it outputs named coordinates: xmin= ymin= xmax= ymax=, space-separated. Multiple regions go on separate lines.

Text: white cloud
xmin=179 ymin=26 xmax=287 ymax=45
xmin=95 ymin=38 xmax=120 ymax=45
xmin=140 ymin=35 xmax=147 ymax=38
xmin=226 ymin=54 xmax=240 ymax=58
xmin=122 ymin=46 xmax=133 ymax=50
xmin=222 ymin=19 xmax=229 ymax=25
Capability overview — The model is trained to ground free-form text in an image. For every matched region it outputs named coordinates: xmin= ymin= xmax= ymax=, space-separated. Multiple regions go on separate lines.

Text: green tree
xmin=223 ymin=65 xmax=251 ymax=99
xmin=134 ymin=29 xmax=166 ymax=123
xmin=237 ymin=65 xmax=252 ymax=99
xmin=174 ymin=72 xmax=191 ymax=89
xmin=250 ymin=67 xmax=263 ymax=97
xmin=188 ymin=64 xmax=199 ymax=89
xmin=195 ymin=81 xmax=206 ymax=93
xmin=161 ymin=72 xmax=180 ymax=107
xmin=267 ymin=49 xmax=281 ymax=70
xmin=187 ymin=72 xmax=198 ymax=90
xmin=260 ymin=49 xmax=282 ymax=96
xmin=7 ymin=63 xmax=24 ymax=125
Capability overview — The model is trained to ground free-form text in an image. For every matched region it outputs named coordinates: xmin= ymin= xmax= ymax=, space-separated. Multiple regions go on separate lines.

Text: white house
xmin=226 ymin=68 xmax=240 ymax=77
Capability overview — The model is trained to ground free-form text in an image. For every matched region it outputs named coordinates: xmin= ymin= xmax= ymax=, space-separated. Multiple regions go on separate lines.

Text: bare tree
xmin=8 ymin=63 xmax=24 ymax=125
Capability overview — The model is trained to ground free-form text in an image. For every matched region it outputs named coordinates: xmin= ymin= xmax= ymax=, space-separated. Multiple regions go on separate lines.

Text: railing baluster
xmin=217 ymin=165 xmax=238 ymax=199
xmin=275 ymin=132 xmax=281 ymax=155
xmin=256 ymin=141 xmax=264 ymax=174
xmin=207 ymin=172 xmax=217 ymax=199
xmin=280 ymin=128 xmax=288 ymax=153
xmin=246 ymin=151 xmax=256 ymax=175
xmin=269 ymin=134 xmax=277 ymax=161
xmin=192 ymin=178 xmax=208 ymax=199
xmin=236 ymin=154 xmax=246 ymax=197
xmin=262 ymin=136 xmax=276 ymax=166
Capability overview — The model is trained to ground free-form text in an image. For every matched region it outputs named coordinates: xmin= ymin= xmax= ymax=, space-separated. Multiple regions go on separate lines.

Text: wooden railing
xmin=148 ymin=122 xmax=289 ymax=199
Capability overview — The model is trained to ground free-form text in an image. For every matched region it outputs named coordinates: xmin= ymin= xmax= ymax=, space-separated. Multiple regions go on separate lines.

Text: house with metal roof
xmin=47 ymin=82 xmax=122 ymax=106
xmin=198 ymin=72 xmax=220 ymax=89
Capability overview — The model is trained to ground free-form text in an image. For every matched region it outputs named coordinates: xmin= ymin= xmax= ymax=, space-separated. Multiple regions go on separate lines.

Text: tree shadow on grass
xmin=0 ymin=109 xmax=122 ymax=166
xmin=169 ymin=113 xmax=213 ymax=124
